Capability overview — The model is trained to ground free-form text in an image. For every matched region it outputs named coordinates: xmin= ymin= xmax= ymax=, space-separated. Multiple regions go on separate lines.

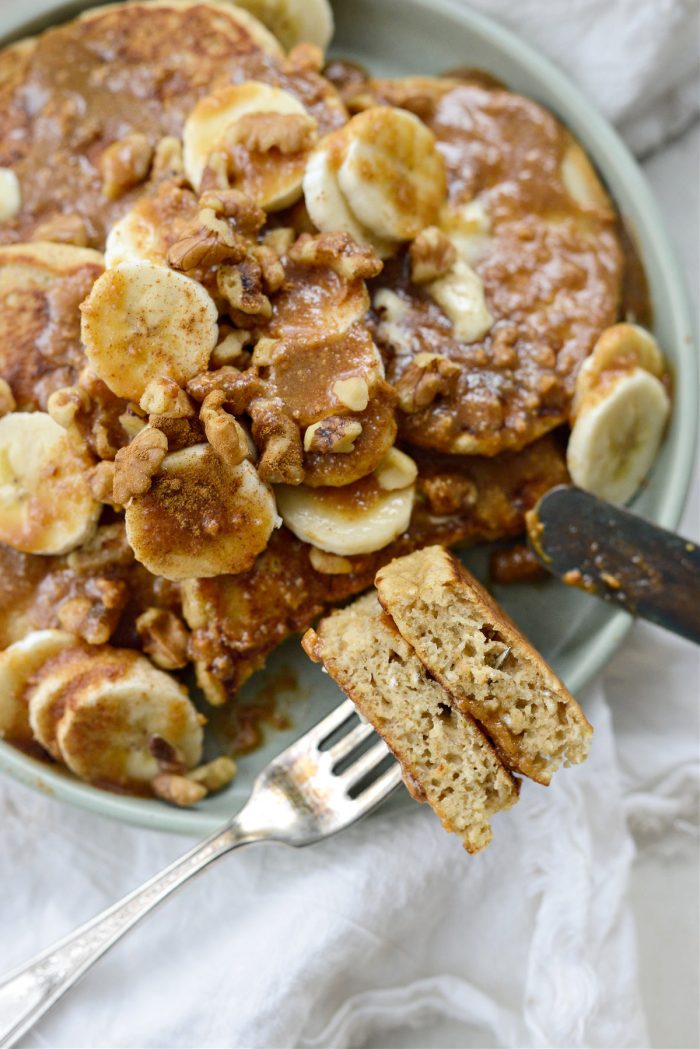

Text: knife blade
xmin=525 ymin=485 xmax=700 ymax=644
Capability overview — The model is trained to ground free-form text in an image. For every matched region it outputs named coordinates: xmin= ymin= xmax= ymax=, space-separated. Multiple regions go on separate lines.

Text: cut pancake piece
xmin=303 ymin=592 xmax=519 ymax=852
xmin=375 ymin=546 xmax=592 ymax=784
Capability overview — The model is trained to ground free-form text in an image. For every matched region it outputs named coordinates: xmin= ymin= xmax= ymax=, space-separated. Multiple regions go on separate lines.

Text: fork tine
xmin=327 ymin=719 xmax=375 ymax=763
xmin=340 ymin=738 xmax=390 ymax=786
xmin=351 ymin=761 xmax=403 ymax=813
xmin=301 ymin=697 xmax=357 ymax=747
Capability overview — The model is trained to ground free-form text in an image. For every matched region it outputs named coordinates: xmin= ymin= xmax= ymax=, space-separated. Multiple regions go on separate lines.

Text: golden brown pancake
xmin=0 ymin=1 xmax=346 ymax=248
xmin=352 ymin=76 xmax=623 ymax=456
xmin=0 ymin=242 xmax=104 ymax=410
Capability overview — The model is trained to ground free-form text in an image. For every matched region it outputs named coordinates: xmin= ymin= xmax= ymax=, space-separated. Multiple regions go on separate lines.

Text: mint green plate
xmin=0 ymin=0 xmax=696 ymax=834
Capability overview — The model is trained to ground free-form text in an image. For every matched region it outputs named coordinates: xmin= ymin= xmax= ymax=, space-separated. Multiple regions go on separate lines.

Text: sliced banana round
xmin=183 ymin=81 xmax=315 ymax=206
xmin=567 ymin=368 xmax=670 ymax=505
xmin=125 ymin=443 xmax=279 ymax=580
xmin=275 ymin=474 xmax=414 ymax=555
xmin=0 ymin=412 xmax=101 ymax=555
xmin=0 ymin=630 xmax=75 ymax=744
xmin=573 ymin=323 xmax=666 ymax=417
xmin=303 ymin=142 xmax=396 ymax=258
xmin=337 ymin=107 xmax=446 ymax=242
xmin=231 ymin=0 xmax=334 ymax=50
xmin=28 ymin=646 xmax=109 ymax=759
xmin=55 ymin=654 xmax=203 ymax=789
xmin=80 ymin=261 xmax=219 ymax=401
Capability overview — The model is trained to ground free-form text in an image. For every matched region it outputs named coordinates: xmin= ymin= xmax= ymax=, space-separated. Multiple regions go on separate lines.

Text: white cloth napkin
xmin=1 ymin=2 xmax=698 ymax=1047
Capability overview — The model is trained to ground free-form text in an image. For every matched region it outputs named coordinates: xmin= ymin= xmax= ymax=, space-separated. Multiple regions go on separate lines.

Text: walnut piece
xmin=289 ymin=231 xmax=383 ymax=281
xmin=395 ymin=352 xmax=461 ymax=413
xmin=200 ymin=390 xmax=249 ymax=466
xmin=187 ymin=756 xmax=237 ymax=792
xmin=304 ymin=417 xmax=363 ymax=454
xmin=153 ymin=773 xmax=207 ymax=807
xmin=263 ymin=227 xmax=295 ymax=255
xmin=409 ymin=226 xmax=457 ymax=283
xmin=0 ymin=377 xmax=16 ymax=416
xmin=251 ymin=336 xmax=283 ymax=367
xmin=100 ymin=133 xmax=153 ymax=201
xmin=249 ymin=397 xmax=304 ymax=484
xmin=167 ymin=209 xmax=246 ymax=272
xmin=89 ymin=461 xmax=117 ymax=505
xmin=210 ymin=329 xmax=251 ymax=369
xmin=139 ymin=377 xmax=194 ymax=418
xmin=228 ymin=111 xmax=317 ymax=155
xmin=136 ymin=608 xmax=190 ymax=670
xmin=47 ymin=384 xmax=91 ymax=430
xmin=308 ymin=547 xmax=354 ymax=575
xmin=187 ymin=368 xmax=268 ymax=413
xmin=148 ymin=733 xmax=186 ymax=773
xmin=250 ymin=244 xmax=285 ymax=292
xmin=217 ymin=258 xmax=272 ymax=323
xmin=419 ymin=473 xmax=478 ymax=516
xmin=333 ymin=376 xmax=369 ymax=412
xmin=199 ymin=188 xmax=266 ymax=236
xmin=31 ymin=213 xmax=89 ymax=246
xmin=113 ymin=426 xmax=168 ymax=505
xmin=57 ymin=578 xmax=128 ymax=645
xmin=119 ymin=408 xmax=147 ymax=439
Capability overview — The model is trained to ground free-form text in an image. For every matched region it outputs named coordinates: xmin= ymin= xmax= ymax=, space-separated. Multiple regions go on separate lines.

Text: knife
xmin=525 ymin=485 xmax=700 ymax=644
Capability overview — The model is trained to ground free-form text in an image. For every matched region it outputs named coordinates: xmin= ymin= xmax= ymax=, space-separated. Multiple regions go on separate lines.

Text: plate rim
xmin=0 ymin=0 xmax=696 ymax=835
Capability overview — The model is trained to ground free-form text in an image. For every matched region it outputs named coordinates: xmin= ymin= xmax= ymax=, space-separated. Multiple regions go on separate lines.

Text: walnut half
xmin=136 ymin=608 xmax=190 ymax=670
xmin=112 ymin=426 xmax=168 ymax=505
xmin=249 ymin=397 xmax=304 ymax=485
xmin=395 ymin=352 xmax=461 ymax=413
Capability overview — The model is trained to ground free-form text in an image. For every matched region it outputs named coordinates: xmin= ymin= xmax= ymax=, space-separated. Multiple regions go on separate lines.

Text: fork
xmin=0 ymin=699 xmax=401 ymax=1048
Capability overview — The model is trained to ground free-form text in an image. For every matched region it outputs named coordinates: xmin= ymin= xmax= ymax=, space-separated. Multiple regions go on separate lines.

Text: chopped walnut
xmin=139 ymin=377 xmax=195 ymax=418
xmin=31 ymin=213 xmax=89 ymax=246
xmin=249 ymin=397 xmax=304 ymax=485
xmin=151 ymin=136 xmax=184 ymax=180
xmin=200 ymin=390 xmax=249 ymax=466
xmin=285 ymin=42 xmax=324 ymax=74
xmin=119 ymin=408 xmax=147 ymax=439
xmin=210 ymin=329 xmax=251 ymax=368
xmin=289 ymin=231 xmax=383 ymax=281
xmin=112 ymin=426 xmax=168 ymax=505
xmin=308 ymin=549 xmax=356 ymax=574
xmin=0 ymin=377 xmax=15 ymax=416
xmin=148 ymin=413 xmax=204 ymax=452
xmin=227 ymin=111 xmax=318 ymax=155
xmin=304 ymin=417 xmax=363 ymax=454
xmin=66 ymin=522 xmax=134 ymax=572
xmin=199 ymin=188 xmax=265 ymax=236
xmin=395 ymin=352 xmax=461 ymax=413
xmin=251 ymin=336 xmax=283 ymax=367
xmin=263 ymin=226 xmax=295 ymax=255
xmin=250 ymin=244 xmax=285 ymax=293
xmin=187 ymin=368 xmax=268 ymax=413
xmin=187 ymin=756 xmax=237 ymax=792
xmin=409 ymin=226 xmax=457 ymax=283
xmin=47 ymin=384 xmax=91 ymax=430
xmin=308 ymin=547 xmax=354 ymax=575
xmin=99 ymin=133 xmax=153 ymax=201
xmin=167 ymin=209 xmax=246 ymax=272
xmin=217 ymin=258 xmax=272 ymax=323
xmin=153 ymin=773 xmax=206 ymax=807
xmin=333 ymin=376 xmax=369 ymax=412
xmin=136 ymin=608 xmax=190 ymax=670
xmin=88 ymin=461 xmax=117 ymax=505
xmin=57 ymin=578 xmax=128 ymax=645
xmin=419 ymin=473 xmax=478 ymax=516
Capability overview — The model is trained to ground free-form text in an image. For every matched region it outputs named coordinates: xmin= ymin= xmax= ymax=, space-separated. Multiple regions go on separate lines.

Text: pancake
xmin=181 ymin=431 xmax=568 ymax=703
xmin=0 ymin=1 xmax=346 ymax=248
xmin=351 ymin=76 xmax=623 ymax=456
xmin=0 ymin=242 xmax=104 ymax=410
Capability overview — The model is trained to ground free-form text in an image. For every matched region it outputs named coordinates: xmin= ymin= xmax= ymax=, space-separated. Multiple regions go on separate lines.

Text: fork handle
xmin=0 ymin=820 xmax=257 ymax=1048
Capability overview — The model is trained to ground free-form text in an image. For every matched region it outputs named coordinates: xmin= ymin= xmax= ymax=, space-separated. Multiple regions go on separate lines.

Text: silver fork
xmin=0 ymin=699 xmax=401 ymax=1048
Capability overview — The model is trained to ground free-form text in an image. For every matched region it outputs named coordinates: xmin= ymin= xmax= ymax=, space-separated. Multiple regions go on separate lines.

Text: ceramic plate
xmin=0 ymin=0 xmax=696 ymax=834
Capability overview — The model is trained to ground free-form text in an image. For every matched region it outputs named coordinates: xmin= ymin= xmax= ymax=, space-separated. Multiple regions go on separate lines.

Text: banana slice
xmin=105 ymin=180 xmax=200 ymax=269
xmin=573 ymin=323 xmax=666 ymax=416
xmin=275 ymin=474 xmax=414 ymax=555
xmin=337 ymin=107 xmax=446 ymax=242
xmin=561 ymin=140 xmax=614 ymax=218
xmin=27 ymin=645 xmax=203 ymax=789
xmin=231 ymin=0 xmax=334 ymax=50
xmin=427 ymin=258 xmax=493 ymax=342
xmin=0 ymin=630 xmax=74 ymax=744
xmin=303 ymin=142 xmax=396 ymax=258
xmin=567 ymin=368 xmax=670 ymax=504
xmin=0 ymin=412 xmax=100 ymax=555
xmin=183 ymin=81 xmax=315 ymax=207
xmin=125 ymin=443 xmax=279 ymax=580
xmin=80 ymin=261 xmax=219 ymax=401
xmin=439 ymin=199 xmax=492 ymax=265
